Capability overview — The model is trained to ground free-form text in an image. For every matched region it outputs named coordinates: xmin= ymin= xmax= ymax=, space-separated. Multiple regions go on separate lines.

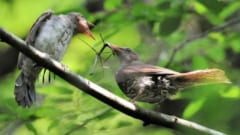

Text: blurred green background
xmin=0 ymin=0 xmax=240 ymax=135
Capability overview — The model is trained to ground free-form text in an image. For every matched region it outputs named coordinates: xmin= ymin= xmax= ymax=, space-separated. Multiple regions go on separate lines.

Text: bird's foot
xmin=42 ymin=69 xmax=55 ymax=83
xmin=129 ymin=99 xmax=137 ymax=105
xmin=60 ymin=63 xmax=69 ymax=71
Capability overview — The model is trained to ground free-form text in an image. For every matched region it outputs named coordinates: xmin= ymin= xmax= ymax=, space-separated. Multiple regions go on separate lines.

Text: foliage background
xmin=0 ymin=0 xmax=240 ymax=135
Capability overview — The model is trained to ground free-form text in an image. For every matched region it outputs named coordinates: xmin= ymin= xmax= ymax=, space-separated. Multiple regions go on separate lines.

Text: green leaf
xmin=192 ymin=1 xmax=224 ymax=24
xmin=183 ymin=98 xmax=206 ymax=118
xmin=192 ymin=1 xmax=208 ymax=14
xmin=229 ymin=38 xmax=240 ymax=53
xmin=48 ymin=120 xmax=60 ymax=132
xmin=131 ymin=3 xmax=156 ymax=21
xmin=68 ymin=127 xmax=90 ymax=135
xmin=25 ymin=123 xmax=38 ymax=135
xmin=220 ymin=86 xmax=240 ymax=98
xmin=35 ymin=107 xmax=62 ymax=118
xmin=220 ymin=2 xmax=240 ymax=19
xmin=157 ymin=1 xmax=171 ymax=10
xmin=192 ymin=55 xmax=209 ymax=69
xmin=104 ymin=0 xmax=121 ymax=10
xmin=206 ymin=46 xmax=225 ymax=62
xmin=197 ymin=0 xmax=226 ymax=14
xmin=116 ymin=121 xmax=133 ymax=128
xmin=209 ymin=32 xmax=224 ymax=44
xmin=97 ymin=110 xmax=116 ymax=120
xmin=159 ymin=15 xmax=182 ymax=36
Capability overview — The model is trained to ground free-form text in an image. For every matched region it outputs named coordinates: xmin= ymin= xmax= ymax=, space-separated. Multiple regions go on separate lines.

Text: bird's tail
xmin=15 ymin=72 xmax=36 ymax=107
xmin=169 ymin=69 xmax=231 ymax=88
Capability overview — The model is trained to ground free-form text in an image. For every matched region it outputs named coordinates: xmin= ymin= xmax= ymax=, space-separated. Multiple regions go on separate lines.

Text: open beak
xmin=78 ymin=20 xmax=95 ymax=40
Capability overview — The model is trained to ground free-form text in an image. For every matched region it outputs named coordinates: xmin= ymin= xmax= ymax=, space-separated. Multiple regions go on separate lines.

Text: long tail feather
xmin=169 ymin=69 xmax=231 ymax=88
xmin=15 ymin=72 xmax=36 ymax=107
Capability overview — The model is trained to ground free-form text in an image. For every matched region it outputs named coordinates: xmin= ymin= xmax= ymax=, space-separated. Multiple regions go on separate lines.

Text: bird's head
xmin=109 ymin=44 xmax=140 ymax=65
xmin=68 ymin=13 xmax=95 ymax=40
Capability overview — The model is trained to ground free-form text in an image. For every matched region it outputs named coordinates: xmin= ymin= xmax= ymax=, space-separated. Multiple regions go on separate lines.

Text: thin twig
xmin=0 ymin=27 xmax=226 ymax=135
xmin=87 ymin=29 xmax=119 ymax=75
xmin=90 ymin=42 xmax=111 ymax=75
xmin=78 ymin=34 xmax=111 ymax=75
xmin=77 ymin=37 xmax=104 ymax=75
xmin=165 ymin=17 xmax=240 ymax=67
xmin=78 ymin=38 xmax=98 ymax=54
xmin=92 ymin=28 xmax=119 ymax=48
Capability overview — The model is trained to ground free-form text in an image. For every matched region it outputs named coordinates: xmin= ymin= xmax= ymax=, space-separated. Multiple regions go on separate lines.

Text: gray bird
xmin=109 ymin=44 xmax=231 ymax=103
xmin=15 ymin=10 xmax=94 ymax=107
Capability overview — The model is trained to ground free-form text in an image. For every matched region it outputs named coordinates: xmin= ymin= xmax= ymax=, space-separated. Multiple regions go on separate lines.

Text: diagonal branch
xmin=165 ymin=17 xmax=240 ymax=67
xmin=0 ymin=27 xmax=225 ymax=135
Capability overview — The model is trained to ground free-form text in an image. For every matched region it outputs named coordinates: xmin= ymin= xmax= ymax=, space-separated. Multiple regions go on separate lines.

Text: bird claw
xmin=129 ymin=99 xmax=137 ymax=105
xmin=42 ymin=69 xmax=55 ymax=84
xmin=60 ymin=63 xmax=69 ymax=71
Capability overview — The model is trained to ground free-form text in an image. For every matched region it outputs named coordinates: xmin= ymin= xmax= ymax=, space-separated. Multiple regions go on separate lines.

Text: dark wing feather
xmin=17 ymin=10 xmax=53 ymax=69
xmin=123 ymin=63 xmax=180 ymax=76
xmin=25 ymin=10 xmax=53 ymax=46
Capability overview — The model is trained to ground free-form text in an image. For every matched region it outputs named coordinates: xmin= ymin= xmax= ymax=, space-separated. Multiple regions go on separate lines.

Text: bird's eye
xmin=125 ymin=48 xmax=131 ymax=52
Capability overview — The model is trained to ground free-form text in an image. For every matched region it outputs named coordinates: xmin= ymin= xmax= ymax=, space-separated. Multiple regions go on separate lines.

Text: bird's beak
xmin=78 ymin=20 xmax=95 ymax=40
xmin=109 ymin=44 xmax=121 ymax=55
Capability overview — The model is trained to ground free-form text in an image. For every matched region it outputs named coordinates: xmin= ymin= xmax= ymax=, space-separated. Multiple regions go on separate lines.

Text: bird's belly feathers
xmin=34 ymin=16 xmax=74 ymax=61
xmin=117 ymin=76 xmax=178 ymax=103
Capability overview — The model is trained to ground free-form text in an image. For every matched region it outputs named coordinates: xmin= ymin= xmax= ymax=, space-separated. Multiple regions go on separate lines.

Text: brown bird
xmin=109 ymin=44 xmax=231 ymax=103
xmin=15 ymin=10 xmax=94 ymax=107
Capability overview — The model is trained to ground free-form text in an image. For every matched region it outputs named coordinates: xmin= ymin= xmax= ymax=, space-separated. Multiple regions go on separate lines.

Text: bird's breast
xmin=34 ymin=16 xmax=75 ymax=61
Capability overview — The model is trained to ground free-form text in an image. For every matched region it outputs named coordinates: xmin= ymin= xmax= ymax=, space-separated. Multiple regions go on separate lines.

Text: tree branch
xmin=0 ymin=27 xmax=225 ymax=135
xmin=165 ymin=17 xmax=240 ymax=67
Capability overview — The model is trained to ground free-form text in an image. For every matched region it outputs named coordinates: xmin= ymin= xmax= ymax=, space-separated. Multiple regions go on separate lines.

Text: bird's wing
xmin=25 ymin=10 xmax=54 ymax=46
xmin=17 ymin=10 xmax=53 ymax=69
xmin=123 ymin=64 xmax=180 ymax=76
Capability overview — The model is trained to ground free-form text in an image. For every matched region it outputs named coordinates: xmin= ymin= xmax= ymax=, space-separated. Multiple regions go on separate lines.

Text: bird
xmin=109 ymin=44 xmax=231 ymax=104
xmin=15 ymin=10 xmax=95 ymax=107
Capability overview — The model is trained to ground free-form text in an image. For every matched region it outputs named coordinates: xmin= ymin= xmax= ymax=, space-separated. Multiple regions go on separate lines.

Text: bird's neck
xmin=116 ymin=60 xmax=142 ymax=84
xmin=121 ymin=60 xmax=142 ymax=67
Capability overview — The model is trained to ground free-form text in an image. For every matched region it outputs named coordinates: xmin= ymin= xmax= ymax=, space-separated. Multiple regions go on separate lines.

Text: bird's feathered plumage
xmin=110 ymin=45 xmax=231 ymax=103
xmin=15 ymin=10 xmax=94 ymax=107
